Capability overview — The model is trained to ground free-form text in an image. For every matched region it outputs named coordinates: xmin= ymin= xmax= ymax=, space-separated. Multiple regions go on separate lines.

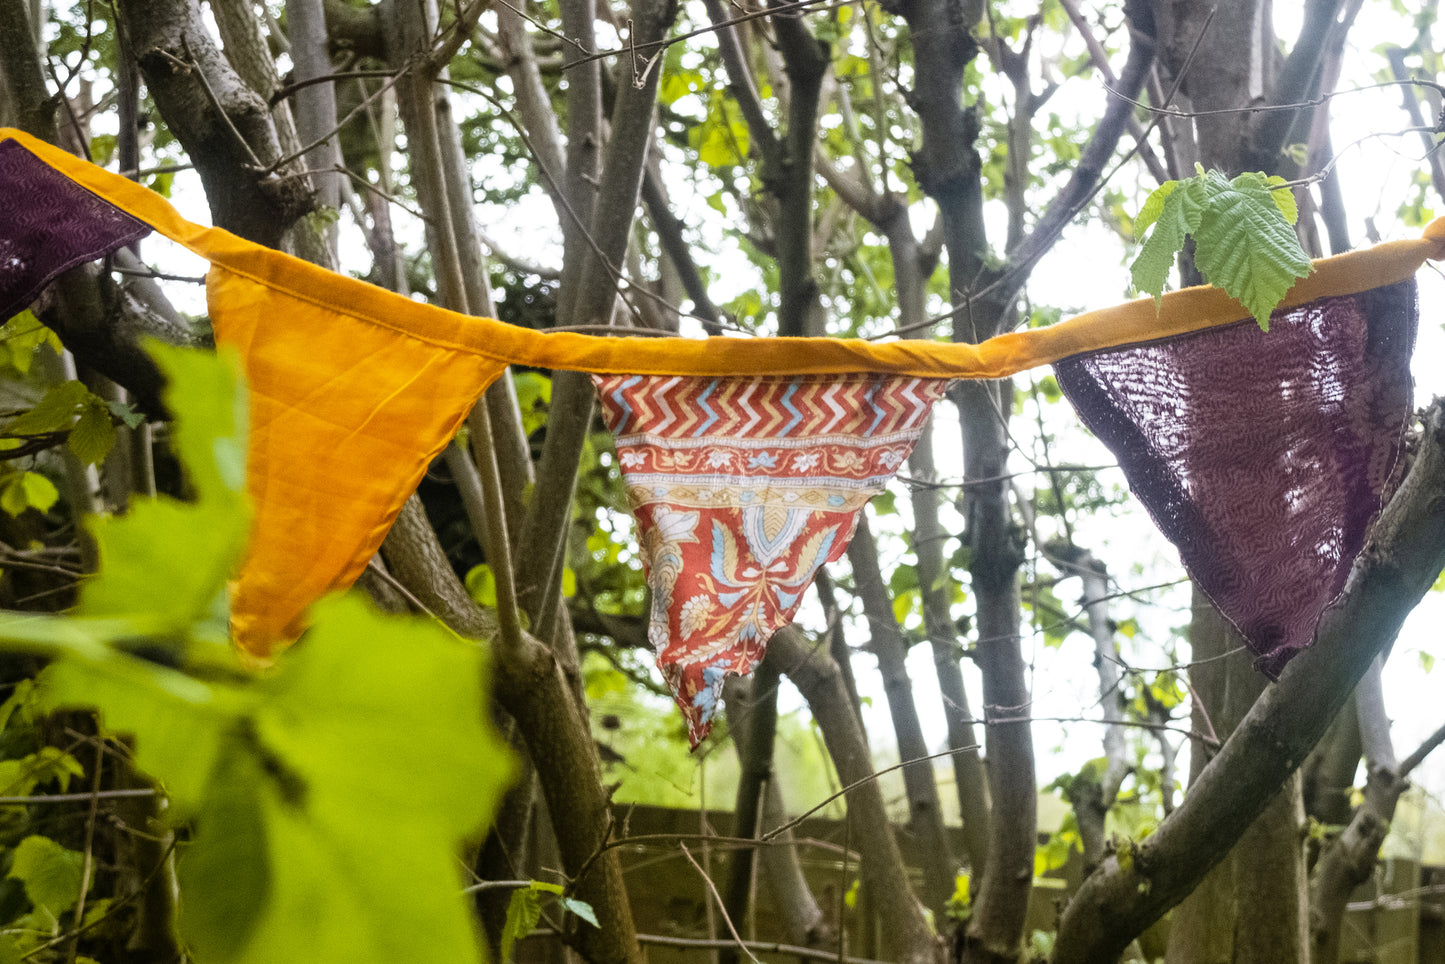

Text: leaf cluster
xmin=0 ymin=346 xmax=514 ymax=964
xmin=1131 ymin=167 xmax=1313 ymax=330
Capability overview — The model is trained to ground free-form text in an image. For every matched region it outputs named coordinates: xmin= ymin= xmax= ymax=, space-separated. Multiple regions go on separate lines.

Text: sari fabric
xmin=594 ymin=373 xmax=946 ymax=743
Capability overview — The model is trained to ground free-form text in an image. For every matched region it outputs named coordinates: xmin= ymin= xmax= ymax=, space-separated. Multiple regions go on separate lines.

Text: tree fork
xmin=381 ymin=498 xmax=645 ymax=964
xmin=117 ymin=0 xmax=314 ymax=248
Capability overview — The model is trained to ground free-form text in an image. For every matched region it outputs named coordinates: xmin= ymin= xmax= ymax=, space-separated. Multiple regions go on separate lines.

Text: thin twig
xmin=1105 ymin=76 xmax=1445 ymax=121
xmin=66 ymin=740 xmax=104 ymax=964
xmin=20 ymin=837 xmax=179 ymax=962
xmin=984 ymin=715 xmax=1218 ymax=748
xmin=678 ymin=842 xmax=760 ymax=964
xmin=761 ymin=744 xmax=980 ymax=842
xmin=460 ymin=878 xmax=535 ymax=894
xmin=493 ymin=0 xmax=591 ymax=55
xmin=561 ymin=0 xmax=849 ymax=71
xmin=874 ymin=4 xmax=1217 ymax=344
xmin=172 ymin=37 xmax=263 ymax=170
xmin=263 ymin=66 xmax=410 ymax=175
xmin=428 ymin=0 xmax=491 ymax=68
xmin=333 ymin=164 xmax=430 ymax=221
xmin=896 ymin=463 xmax=1121 ymax=491
xmin=1399 ymin=718 xmax=1445 ymax=777
xmin=0 ymin=787 xmax=155 ymax=806
xmin=112 ymin=266 xmax=207 ymax=284
xmin=526 ymin=928 xmax=891 ymax=964
xmin=268 ymin=68 xmax=399 ymax=106
xmin=430 ymin=76 xmax=700 ymax=331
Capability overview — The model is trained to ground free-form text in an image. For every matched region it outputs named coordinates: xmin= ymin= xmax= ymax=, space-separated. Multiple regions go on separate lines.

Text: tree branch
xmin=977 ymin=6 xmax=1156 ymax=315
xmin=1053 ymin=402 xmax=1445 ymax=964
xmin=380 ymin=496 xmax=645 ymax=964
xmin=846 ymin=513 xmax=958 ymax=912
xmin=513 ymin=0 xmax=679 ymax=643
xmin=117 ymin=0 xmax=314 ymax=247
xmin=1247 ymin=0 xmax=1345 ymax=167
xmin=767 ymin=626 xmax=943 ymax=964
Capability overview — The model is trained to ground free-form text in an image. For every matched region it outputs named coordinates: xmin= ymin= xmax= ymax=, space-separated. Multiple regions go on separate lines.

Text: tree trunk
xmin=117 ymin=0 xmax=314 ymax=247
xmin=1166 ymin=597 xmax=1308 ymax=964
xmin=847 ymin=513 xmax=958 ymax=913
xmin=769 ymin=626 xmax=943 ymax=964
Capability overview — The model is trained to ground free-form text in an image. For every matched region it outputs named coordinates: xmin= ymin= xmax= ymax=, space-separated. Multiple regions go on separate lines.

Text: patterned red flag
xmin=594 ymin=372 xmax=948 ymax=745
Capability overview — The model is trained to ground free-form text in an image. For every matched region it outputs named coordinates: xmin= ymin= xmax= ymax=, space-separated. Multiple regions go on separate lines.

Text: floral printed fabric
xmin=594 ymin=373 xmax=948 ymax=744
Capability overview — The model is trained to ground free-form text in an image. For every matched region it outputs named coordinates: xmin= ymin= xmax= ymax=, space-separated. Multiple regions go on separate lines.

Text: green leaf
xmin=561 ymin=897 xmax=599 ymax=928
xmin=4 ymin=381 xmax=91 ymax=437
xmin=151 ymin=343 xmax=248 ymax=500
xmin=1192 ymin=172 xmax=1314 ymax=330
xmin=146 ymin=170 xmax=175 ymax=198
xmin=176 ymin=750 xmax=272 ymax=959
xmin=1263 ymin=174 xmax=1299 ymax=225
xmin=891 ymin=588 xmax=918 ymax=625
xmin=1130 ymin=169 xmax=1312 ymax=329
xmin=511 ymin=371 xmax=551 ymax=436
xmin=0 ymin=472 xmax=58 ymax=517
xmin=1 ymin=313 xmax=60 ymax=375
xmin=40 ymin=655 xmax=236 ymax=813
xmin=465 ymin=564 xmax=497 ymax=607
xmin=1134 ymin=180 xmax=1178 ymax=236
xmin=80 ymin=499 xmax=241 ymax=638
xmin=7 ymin=836 xmax=86 ymax=920
xmin=106 ymin=400 xmax=145 ymax=430
xmin=698 ymin=125 xmax=738 ymax=167
xmin=46 ymin=594 xmax=514 ymax=964
xmin=88 ymin=133 xmax=117 ymax=166
xmin=501 ymin=887 xmax=542 ymax=963
xmin=78 ymin=346 xmax=251 ymax=637
xmin=1130 ymin=178 xmax=1205 ymax=306
xmin=0 ymin=748 xmax=84 ymax=798
xmin=181 ymin=595 xmax=514 ymax=964
xmin=0 ymin=342 xmax=519 ymax=964
xmin=68 ymin=399 xmax=115 ymax=467
xmin=0 ymin=679 xmax=36 ymax=733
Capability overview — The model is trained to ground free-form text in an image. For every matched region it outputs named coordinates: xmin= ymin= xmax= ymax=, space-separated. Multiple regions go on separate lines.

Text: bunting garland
xmin=0 ymin=126 xmax=1433 ymax=739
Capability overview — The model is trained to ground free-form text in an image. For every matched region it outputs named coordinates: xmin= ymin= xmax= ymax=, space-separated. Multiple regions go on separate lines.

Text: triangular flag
xmin=1055 ymin=280 xmax=1417 ymax=675
xmin=594 ymin=372 xmax=948 ymax=744
xmin=0 ymin=140 xmax=148 ymax=321
xmin=209 ymin=266 xmax=506 ymax=652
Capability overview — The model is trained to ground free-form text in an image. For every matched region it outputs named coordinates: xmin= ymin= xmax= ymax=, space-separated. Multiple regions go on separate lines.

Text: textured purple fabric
xmin=0 ymin=139 xmax=148 ymax=322
xmin=1056 ymin=281 xmax=1417 ymax=676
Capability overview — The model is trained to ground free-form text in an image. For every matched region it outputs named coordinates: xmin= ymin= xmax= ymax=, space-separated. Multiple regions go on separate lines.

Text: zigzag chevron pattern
xmin=592 ymin=372 xmax=948 ymax=745
xmin=595 ymin=372 xmax=945 ymax=441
